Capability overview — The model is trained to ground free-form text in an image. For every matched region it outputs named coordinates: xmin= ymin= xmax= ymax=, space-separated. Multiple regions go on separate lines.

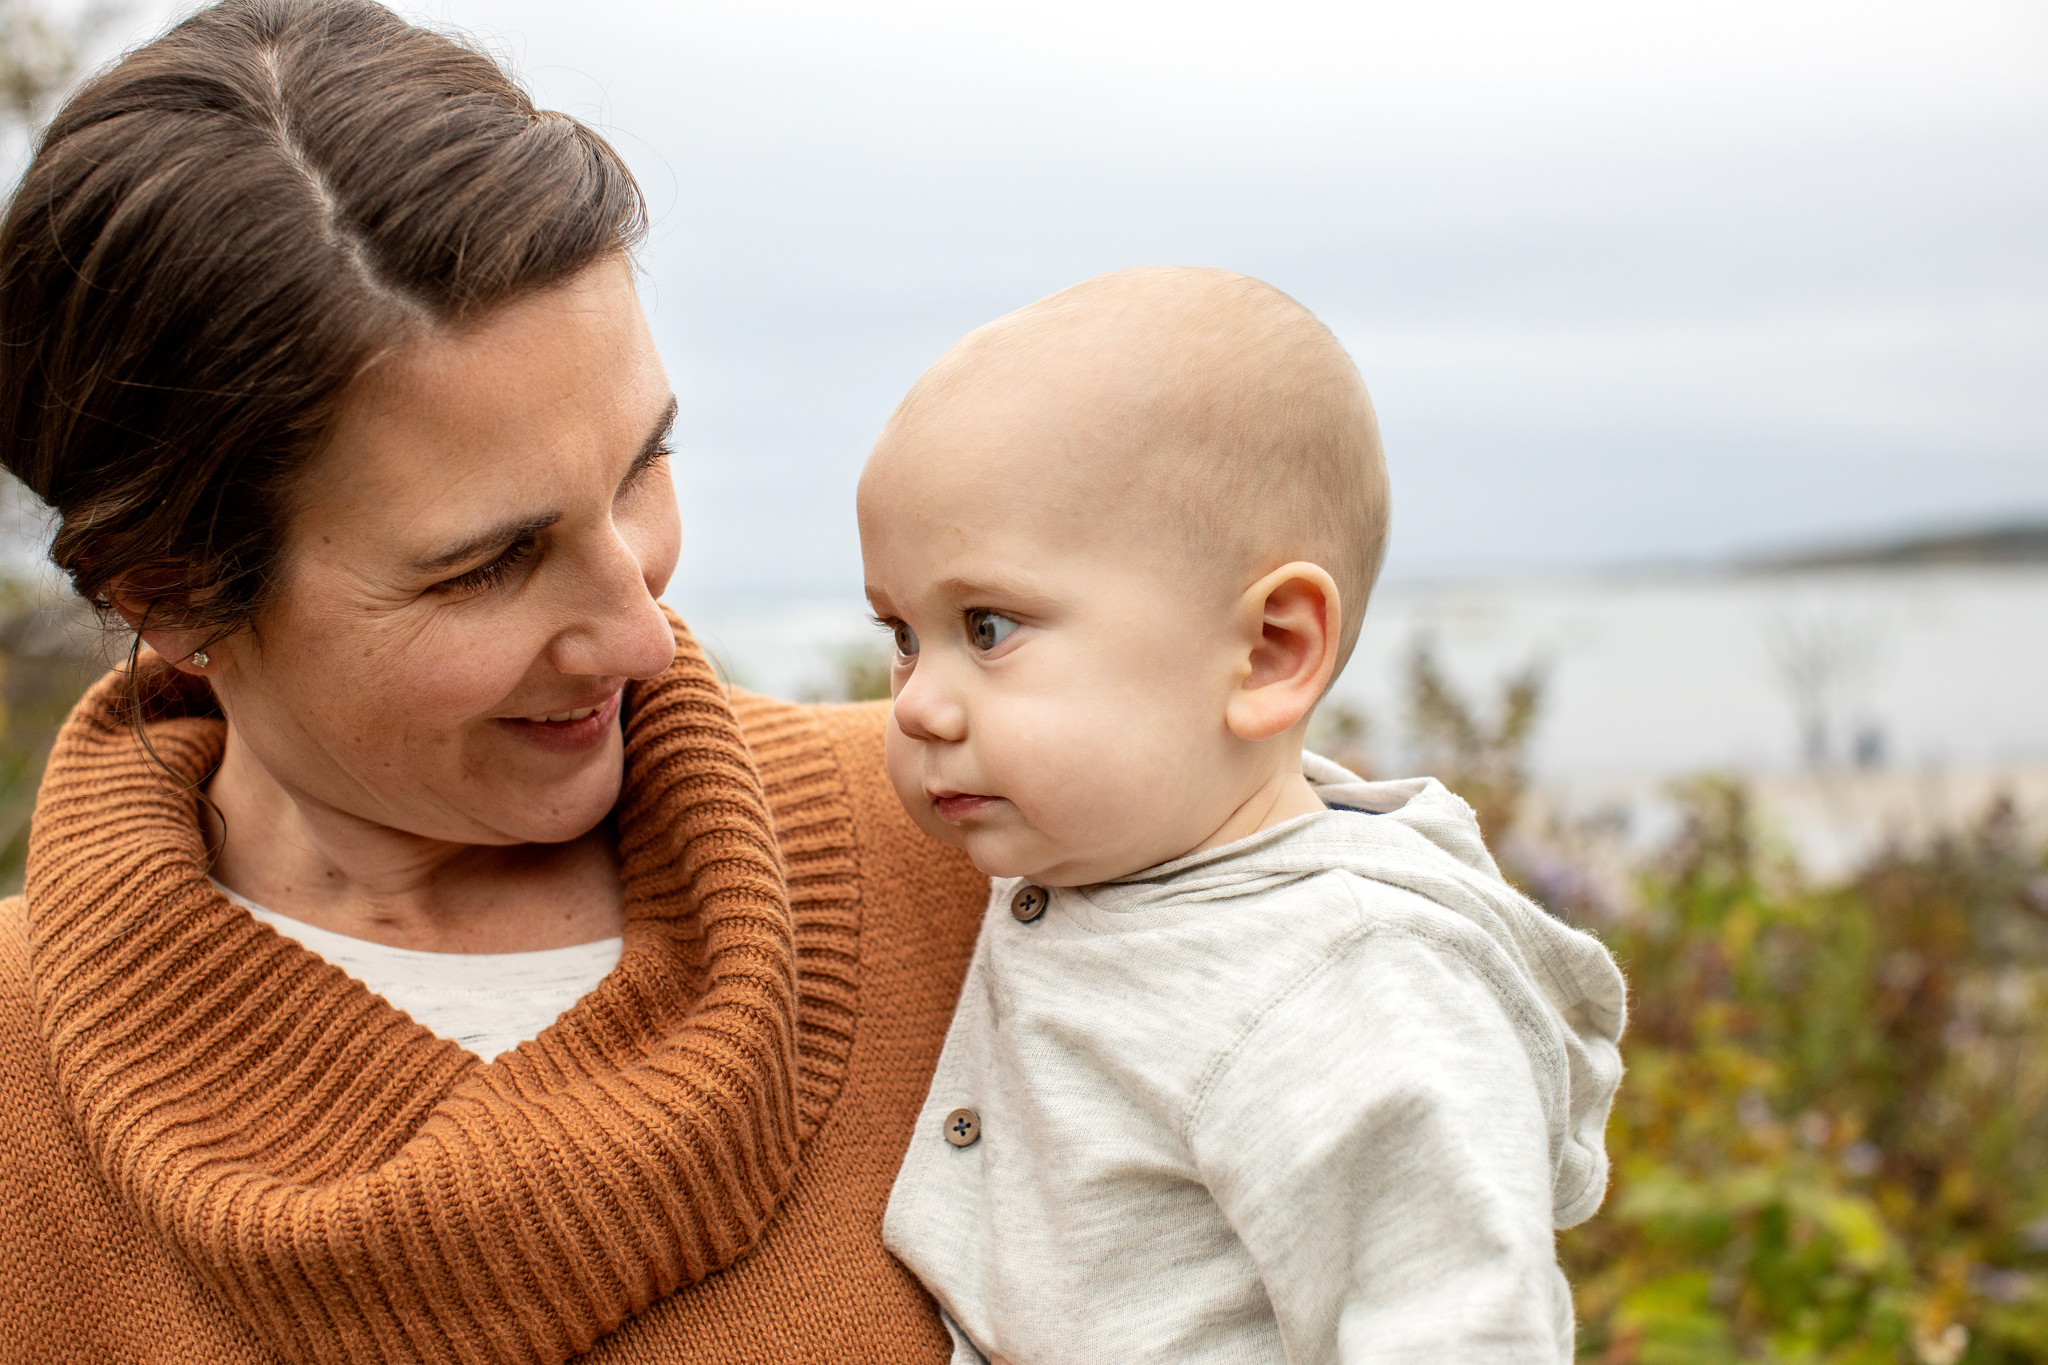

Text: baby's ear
xmin=1225 ymin=563 xmax=1342 ymax=743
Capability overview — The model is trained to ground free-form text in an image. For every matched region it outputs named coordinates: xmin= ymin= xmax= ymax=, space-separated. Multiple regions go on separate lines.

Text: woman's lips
xmin=932 ymin=790 xmax=1001 ymax=823
xmin=496 ymin=689 xmax=622 ymax=755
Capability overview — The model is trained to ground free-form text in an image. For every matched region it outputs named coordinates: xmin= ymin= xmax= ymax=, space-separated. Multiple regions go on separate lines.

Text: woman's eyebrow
xmin=412 ymin=401 xmax=674 ymax=574
xmin=411 ymin=512 xmax=562 ymax=574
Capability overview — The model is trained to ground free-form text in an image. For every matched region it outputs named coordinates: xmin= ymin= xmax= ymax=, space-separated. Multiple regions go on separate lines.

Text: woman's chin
xmin=469 ymin=750 xmax=626 ymax=846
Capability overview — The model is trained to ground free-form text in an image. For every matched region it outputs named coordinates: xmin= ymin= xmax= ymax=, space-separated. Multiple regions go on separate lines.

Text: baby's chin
xmin=958 ymin=830 xmax=1152 ymax=889
xmin=928 ymin=796 xmax=1186 ymax=886
xmin=954 ymin=824 xmax=1063 ymax=884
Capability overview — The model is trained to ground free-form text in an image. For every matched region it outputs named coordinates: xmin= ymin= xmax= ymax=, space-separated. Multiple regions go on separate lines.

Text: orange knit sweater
xmin=0 ymin=617 xmax=987 ymax=1364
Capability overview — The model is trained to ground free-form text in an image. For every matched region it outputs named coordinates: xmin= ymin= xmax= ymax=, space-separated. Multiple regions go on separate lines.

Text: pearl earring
xmin=189 ymin=651 xmax=209 ymax=668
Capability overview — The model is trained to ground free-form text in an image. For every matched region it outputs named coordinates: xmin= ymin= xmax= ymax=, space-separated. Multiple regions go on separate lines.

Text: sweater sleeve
xmin=1184 ymin=907 xmax=1577 ymax=1365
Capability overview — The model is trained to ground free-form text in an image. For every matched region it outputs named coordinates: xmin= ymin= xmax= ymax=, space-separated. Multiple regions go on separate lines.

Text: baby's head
xmin=858 ymin=267 xmax=1388 ymax=886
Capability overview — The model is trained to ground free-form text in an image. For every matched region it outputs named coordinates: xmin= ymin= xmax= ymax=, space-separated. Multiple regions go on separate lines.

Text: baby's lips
xmin=930 ymin=790 xmax=1002 ymax=823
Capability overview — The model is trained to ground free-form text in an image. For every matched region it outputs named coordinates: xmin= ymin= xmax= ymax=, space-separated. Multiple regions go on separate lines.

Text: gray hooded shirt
xmin=883 ymin=755 xmax=1627 ymax=1364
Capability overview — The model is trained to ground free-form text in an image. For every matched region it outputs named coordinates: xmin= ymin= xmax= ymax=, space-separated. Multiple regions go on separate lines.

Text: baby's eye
xmin=967 ymin=610 xmax=1020 ymax=652
xmin=891 ymin=621 xmax=920 ymax=658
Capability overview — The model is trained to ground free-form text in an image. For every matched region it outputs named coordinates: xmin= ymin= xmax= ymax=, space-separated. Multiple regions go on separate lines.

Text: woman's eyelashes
xmin=966 ymin=609 xmax=1019 ymax=652
xmin=433 ymin=534 xmax=540 ymax=596
xmin=618 ymin=440 xmax=673 ymax=497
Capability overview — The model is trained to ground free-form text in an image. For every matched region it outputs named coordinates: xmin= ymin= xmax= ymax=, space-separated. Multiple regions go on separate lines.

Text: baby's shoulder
xmin=1175 ymin=876 xmax=1558 ymax=1134
xmin=1237 ymin=858 xmax=1522 ymax=979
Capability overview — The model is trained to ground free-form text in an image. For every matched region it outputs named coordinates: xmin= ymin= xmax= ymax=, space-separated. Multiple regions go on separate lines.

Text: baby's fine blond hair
xmin=889 ymin=267 xmax=1389 ymax=671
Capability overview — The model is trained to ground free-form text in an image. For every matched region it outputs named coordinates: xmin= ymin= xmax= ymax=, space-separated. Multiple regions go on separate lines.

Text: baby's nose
xmin=890 ymin=663 xmax=968 ymax=743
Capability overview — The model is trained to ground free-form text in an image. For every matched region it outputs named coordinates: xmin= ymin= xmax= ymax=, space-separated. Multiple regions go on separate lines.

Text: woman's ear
xmin=1224 ymin=561 xmax=1343 ymax=743
xmin=107 ymin=586 xmax=219 ymax=677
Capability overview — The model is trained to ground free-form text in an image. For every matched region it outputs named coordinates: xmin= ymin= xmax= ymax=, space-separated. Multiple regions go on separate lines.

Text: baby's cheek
xmin=1047 ymin=700 xmax=1227 ymax=848
xmin=995 ymin=711 xmax=1136 ymax=838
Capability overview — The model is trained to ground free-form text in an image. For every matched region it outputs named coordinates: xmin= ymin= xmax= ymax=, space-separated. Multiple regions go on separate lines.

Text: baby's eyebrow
xmin=934 ymin=574 xmax=1054 ymax=606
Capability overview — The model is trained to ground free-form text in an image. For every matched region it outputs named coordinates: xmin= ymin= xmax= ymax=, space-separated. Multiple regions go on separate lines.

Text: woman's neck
xmin=205 ymin=725 xmax=625 ymax=953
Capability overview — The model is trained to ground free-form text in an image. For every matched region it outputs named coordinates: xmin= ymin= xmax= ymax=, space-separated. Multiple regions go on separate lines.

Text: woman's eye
xmin=431 ymin=535 xmax=539 ymax=596
xmin=892 ymin=621 xmax=920 ymax=658
xmin=967 ymin=610 xmax=1019 ymax=652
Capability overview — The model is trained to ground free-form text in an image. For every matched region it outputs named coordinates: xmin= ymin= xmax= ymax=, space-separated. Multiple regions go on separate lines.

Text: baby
xmin=861 ymin=268 xmax=1625 ymax=1364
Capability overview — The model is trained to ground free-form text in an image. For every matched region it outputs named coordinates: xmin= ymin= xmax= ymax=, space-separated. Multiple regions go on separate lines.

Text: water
xmin=1343 ymin=565 xmax=2048 ymax=779
xmin=669 ymin=565 xmax=2048 ymax=777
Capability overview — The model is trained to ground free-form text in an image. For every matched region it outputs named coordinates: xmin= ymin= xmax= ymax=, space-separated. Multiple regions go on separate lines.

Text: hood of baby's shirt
xmin=1093 ymin=752 xmax=1628 ymax=1229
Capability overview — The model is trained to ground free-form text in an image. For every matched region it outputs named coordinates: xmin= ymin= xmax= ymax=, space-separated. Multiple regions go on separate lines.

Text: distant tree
xmin=0 ymin=0 xmax=127 ymax=890
xmin=1307 ymin=698 xmax=1374 ymax=779
xmin=1403 ymin=635 xmax=1544 ymax=841
xmin=1765 ymin=611 xmax=1882 ymax=771
xmin=0 ymin=0 xmax=119 ymax=128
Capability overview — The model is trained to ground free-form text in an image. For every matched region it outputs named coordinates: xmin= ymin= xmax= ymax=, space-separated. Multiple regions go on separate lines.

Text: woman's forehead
xmin=344 ymin=263 xmax=649 ymax=427
xmin=291 ymin=262 xmax=668 ymax=548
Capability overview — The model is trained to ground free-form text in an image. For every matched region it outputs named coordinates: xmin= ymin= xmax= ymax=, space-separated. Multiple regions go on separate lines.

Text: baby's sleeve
xmin=1185 ymin=911 xmax=1578 ymax=1365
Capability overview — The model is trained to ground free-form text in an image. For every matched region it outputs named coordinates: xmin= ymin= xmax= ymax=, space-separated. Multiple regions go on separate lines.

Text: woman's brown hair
xmin=0 ymin=0 xmax=647 ymax=638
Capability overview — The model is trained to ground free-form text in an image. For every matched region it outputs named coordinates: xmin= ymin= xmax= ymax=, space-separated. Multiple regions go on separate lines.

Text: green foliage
xmin=1399 ymin=646 xmax=2048 ymax=1364
xmin=805 ymin=640 xmax=893 ymax=703
xmin=0 ymin=576 xmax=104 ymax=892
xmin=1562 ymin=784 xmax=2048 ymax=1364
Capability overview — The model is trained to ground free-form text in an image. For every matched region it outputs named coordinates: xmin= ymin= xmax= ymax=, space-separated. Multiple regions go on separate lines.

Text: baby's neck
xmin=1188 ymin=759 xmax=1327 ymax=859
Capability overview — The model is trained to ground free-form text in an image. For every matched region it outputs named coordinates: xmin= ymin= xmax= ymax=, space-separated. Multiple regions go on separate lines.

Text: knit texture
xmin=0 ymin=612 xmax=986 ymax=1364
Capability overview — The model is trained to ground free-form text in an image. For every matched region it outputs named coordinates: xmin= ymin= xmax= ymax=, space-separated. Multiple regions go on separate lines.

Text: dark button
xmin=1010 ymin=884 xmax=1049 ymax=922
xmin=943 ymin=1107 xmax=980 ymax=1147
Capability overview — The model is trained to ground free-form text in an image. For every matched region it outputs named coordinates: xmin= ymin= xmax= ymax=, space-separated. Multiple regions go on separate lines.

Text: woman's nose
xmin=548 ymin=530 xmax=679 ymax=681
xmin=891 ymin=656 xmax=967 ymax=744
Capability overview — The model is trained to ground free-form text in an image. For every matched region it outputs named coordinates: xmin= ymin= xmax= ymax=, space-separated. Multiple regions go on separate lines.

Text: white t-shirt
xmin=212 ymin=880 xmax=622 ymax=1062
xmin=882 ymin=755 xmax=1628 ymax=1365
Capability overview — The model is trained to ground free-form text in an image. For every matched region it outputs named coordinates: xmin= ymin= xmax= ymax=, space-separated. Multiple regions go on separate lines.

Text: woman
xmin=0 ymin=2 xmax=985 ymax=1361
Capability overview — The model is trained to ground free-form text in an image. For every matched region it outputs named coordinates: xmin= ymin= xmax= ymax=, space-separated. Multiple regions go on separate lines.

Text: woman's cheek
xmin=395 ymin=613 xmax=533 ymax=718
xmin=627 ymin=473 xmax=683 ymax=597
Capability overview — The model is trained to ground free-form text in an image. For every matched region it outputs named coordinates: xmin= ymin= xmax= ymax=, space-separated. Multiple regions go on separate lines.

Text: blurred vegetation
xmin=1407 ymin=641 xmax=2048 ymax=1365
xmin=0 ymin=0 xmax=120 ymax=126
xmin=1562 ymin=783 xmax=2048 ymax=1365
xmin=1404 ymin=635 xmax=1544 ymax=841
xmin=1307 ymin=697 xmax=1374 ymax=780
xmin=804 ymin=640 xmax=892 ymax=703
xmin=0 ymin=574 xmax=107 ymax=892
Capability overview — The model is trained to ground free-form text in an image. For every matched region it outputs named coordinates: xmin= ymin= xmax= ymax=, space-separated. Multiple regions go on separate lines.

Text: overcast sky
xmin=94 ymin=0 xmax=2048 ymax=597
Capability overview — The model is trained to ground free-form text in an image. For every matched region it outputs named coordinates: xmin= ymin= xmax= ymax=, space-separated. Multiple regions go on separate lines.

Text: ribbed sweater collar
xmin=22 ymin=613 xmax=859 ymax=1365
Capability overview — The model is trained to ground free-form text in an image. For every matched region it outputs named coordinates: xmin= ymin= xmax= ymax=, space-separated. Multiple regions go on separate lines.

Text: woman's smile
xmin=496 ymin=688 xmax=624 ymax=754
